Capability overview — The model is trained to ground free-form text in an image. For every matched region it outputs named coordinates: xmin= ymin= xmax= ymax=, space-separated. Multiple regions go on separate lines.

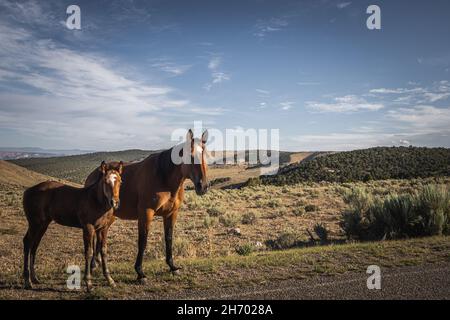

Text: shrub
xmin=266 ymin=232 xmax=299 ymax=250
xmin=246 ymin=177 xmax=261 ymax=187
xmin=219 ymin=212 xmax=240 ymax=227
xmin=292 ymin=207 xmax=305 ymax=216
xmin=313 ymin=223 xmax=329 ymax=243
xmin=235 ymin=243 xmax=254 ymax=256
xmin=162 ymin=237 xmax=196 ymax=258
xmin=203 ymin=215 xmax=219 ymax=228
xmin=305 ymin=204 xmax=318 ymax=212
xmin=241 ymin=211 xmax=258 ymax=224
xmin=207 ymin=207 xmax=225 ymax=217
xmin=340 ymin=184 xmax=450 ymax=241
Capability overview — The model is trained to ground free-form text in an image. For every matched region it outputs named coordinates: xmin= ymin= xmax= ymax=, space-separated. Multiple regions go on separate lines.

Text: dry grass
xmin=1 ymin=163 xmax=450 ymax=299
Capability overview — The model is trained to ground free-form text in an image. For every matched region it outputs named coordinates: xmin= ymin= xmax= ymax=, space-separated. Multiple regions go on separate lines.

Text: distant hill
xmin=260 ymin=147 xmax=450 ymax=185
xmin=0 ymin=160 xmax=79 ymax=188
xmin=11 ymin=149 xmax=156 ymax=184
xmin=0 ymin=147 xmax=92 ymax=160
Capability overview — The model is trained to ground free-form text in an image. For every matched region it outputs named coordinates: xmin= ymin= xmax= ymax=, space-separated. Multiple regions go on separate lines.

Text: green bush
xmin=219 ymin=212 xmax=240 ymax=227
xmin=203 ymin=215 xmax=219 ymax=228
xmin=313 ymin=223 xmax=329 ymax=243
xmin=207 ymin=207 xmax=225 ymax=217
xmin=292 ymin=207 xmax=305 ymax=216
xmin=235 ymin=243 xmax=254 ymax=256
xmin=340 ymin=184 xmax=450 ymax=241
xmin=241 ymin=211 xmax=258 ymax=224
xmin=305 ymin=204 xmax=318 ymax=212
xmin=265 ymin=232 xmax=299 ymax=250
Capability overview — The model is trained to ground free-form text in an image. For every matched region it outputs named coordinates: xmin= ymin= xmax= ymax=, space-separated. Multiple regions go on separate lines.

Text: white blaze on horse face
xmin=107 ymin=173 xmax=118 ymax=187
xmin=193 ymin=142 xmax=204 ymax=164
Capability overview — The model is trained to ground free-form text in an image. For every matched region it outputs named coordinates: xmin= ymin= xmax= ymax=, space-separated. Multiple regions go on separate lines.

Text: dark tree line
xmin=261 ymin=147 xmax=450 ymax=185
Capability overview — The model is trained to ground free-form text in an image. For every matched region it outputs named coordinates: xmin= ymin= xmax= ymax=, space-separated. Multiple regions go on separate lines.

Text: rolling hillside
xmin=11 ymin=149 xmax=156 ymax=184
xmin=10 ymin=149 xmax=305 ymax=187
xmin=261 ymin=146 xmax=450 ymax=185
xmin=0 ymin=160 xmax=79 ymax=188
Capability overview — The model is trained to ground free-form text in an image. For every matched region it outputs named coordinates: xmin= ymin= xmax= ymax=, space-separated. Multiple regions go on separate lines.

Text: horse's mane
xmin=157 ymin=147 xmax=176 ymax=181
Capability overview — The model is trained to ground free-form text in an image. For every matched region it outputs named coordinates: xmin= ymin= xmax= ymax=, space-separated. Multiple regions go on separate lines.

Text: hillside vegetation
xmin=11 ymin=149 xmax=156 ymax=184
xmin=261 ymin=147 xmax=450 ymax=185
xmin=0 ymin=160 xmax=78 ymax=188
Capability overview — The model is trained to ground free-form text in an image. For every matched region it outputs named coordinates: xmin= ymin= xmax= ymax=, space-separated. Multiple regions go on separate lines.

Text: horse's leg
xmin=82 ymin=224 xmax=95 ymax=292
xmin=29 ymin=220 xmax=50 ymax=284
xmin=90 ymin=233 xmax=102 ymax=271
xmin=92 ymin=216 xmax=115 ymax=271
xmin=98 ymin=226 xmax=116 ymax=287
xmin=163 ymin=210 xmax=181 ymax=273
xmin=23 ymin=227 xmax=34 ymax=289
xmin=134 ymin=208 xmax=154 ymax=284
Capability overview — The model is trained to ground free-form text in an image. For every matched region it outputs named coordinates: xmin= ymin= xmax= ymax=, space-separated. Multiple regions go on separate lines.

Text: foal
xmin=22 ymin=161 xmax=123 ymax=292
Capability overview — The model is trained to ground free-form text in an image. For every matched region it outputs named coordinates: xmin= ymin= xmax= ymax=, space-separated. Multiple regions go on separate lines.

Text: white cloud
xmin=337 ymin=2 xmax=352 ymax=9
xmin=204 ymin=56 xmax=230 ymax=90
xmin=0 ymin=21 xmax=217 ymax=149
xmin=306 ymin=95 xmax=384 ymax=113
xmin=280 ymin=101 xmax=294 ymax=111
xmin=387 ymin=105 xmax=450 ymax=132
xmin=151 ymin=59 xmax=191 ymax=76
xmin=253 ymin=17 xmax=288 ymax=39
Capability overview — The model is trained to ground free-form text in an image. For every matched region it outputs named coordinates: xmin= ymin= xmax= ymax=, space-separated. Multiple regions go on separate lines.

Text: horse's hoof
xmin=31 ymin=276 xmax=41 ymax=284
xmin=108 ymin=278 xmax=117 ymax=288
xmin=170 ymin=266 xmax=182 ymax=275
xmin=24 ymin=281 xmax=33 ymax=290
xmin=136 ymin=277 xmax=147 ymax=285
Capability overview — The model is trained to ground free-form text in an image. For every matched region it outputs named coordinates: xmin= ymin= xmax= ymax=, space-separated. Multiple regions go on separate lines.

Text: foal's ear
xmin=202 ymin=130 xmax=208 ymax=144
xmin=118 ymin=161 xmax=124 ymax=175
xmin=186 ymin=129 xmax=194 ymax=142
xmin=99 ymin=161 xmax=107 ymax=174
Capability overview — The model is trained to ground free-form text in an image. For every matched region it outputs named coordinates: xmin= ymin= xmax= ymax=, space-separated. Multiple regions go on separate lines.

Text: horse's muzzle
xmin=195 ymin=182 xmax=209 ymax=196
xmin=111 ymin=199 xmax=120 ymax=210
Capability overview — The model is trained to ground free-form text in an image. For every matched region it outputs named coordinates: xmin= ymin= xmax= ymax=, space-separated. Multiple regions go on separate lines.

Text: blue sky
xmin=0 ymin=0 xmax=450 ymax=151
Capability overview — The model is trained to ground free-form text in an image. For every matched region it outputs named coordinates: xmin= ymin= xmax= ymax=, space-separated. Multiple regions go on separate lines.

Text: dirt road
xmin=151 ymin=262 xmax=450 ymax=300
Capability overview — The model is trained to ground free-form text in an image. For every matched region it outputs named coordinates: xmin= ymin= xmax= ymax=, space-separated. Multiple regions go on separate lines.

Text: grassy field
xmin=1 ymin=166 xmax=449 ymax=298
xmin=1 ymin=235 xmax=448 ymax=299
xmin=1 ymin=151 xmax=450 ymax=299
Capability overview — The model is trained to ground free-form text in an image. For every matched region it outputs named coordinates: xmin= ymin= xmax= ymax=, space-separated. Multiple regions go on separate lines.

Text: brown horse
xmin=22 ymin=161 xmax=123 ymax=292
xmin=84 ymin=129 xmax=209 ymax=283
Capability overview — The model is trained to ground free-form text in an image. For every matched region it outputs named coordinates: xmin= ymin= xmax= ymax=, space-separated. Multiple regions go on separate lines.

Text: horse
xmin=84 ymin=129 xmax=209 ymax=283
xmin=22 ymin=161 xmax=123 ymax=292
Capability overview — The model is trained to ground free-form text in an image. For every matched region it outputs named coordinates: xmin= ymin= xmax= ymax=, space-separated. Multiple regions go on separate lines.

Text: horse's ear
xmin=99 ymin=161 xmax=107 ymax=174
xmin=118 ymin=161 xmax=124 ymax=174
xmin=186 ymin=129 xmax=194 ymax=142
xmin=202 ymin=130 xmax=208 ymax=144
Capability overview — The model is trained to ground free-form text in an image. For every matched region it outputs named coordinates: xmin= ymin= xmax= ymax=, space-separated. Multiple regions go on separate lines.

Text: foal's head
xmin=182 ymin=129 xmax=209 ymax=196
xmin=99 ymin=161 xmax=123 ymax=209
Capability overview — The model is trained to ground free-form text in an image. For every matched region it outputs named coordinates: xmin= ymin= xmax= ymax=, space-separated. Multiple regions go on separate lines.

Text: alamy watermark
xmin=366 ymin=265 xmax=381 ymax=290
xmin=170 ymin=121 xmax=280 ymax=175
xmin=66 ymin=265 xmax=81 ymax=290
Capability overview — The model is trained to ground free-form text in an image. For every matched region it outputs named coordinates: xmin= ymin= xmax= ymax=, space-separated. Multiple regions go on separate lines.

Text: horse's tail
xmin=22 ymin=186 xmax=36 ymax=224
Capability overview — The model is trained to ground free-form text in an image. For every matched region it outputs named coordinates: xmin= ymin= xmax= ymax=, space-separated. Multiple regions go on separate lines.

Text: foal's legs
xmin=82 ymin=224 xmax=95 ymax=292
xmin=91 ymin=217 xmax=115 ymax=271
xmin=90 ymin=234 xmax=101 ymax=271
xmin=97 ymin=227 xmax=116 ymax=287
xmin=134 ymin=208 xmax=154 ymax=283
xmin=163 ymin=210 xmax=181 ymax=273
xmin=29 ymin=221 xmax=50 ymax=284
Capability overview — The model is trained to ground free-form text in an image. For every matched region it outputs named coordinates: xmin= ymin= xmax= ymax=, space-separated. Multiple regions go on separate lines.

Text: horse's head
xmin=99 ymin=160 xmax=123 ymax=209
xmin=182 ymin=129 xmax=209 ymax=196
